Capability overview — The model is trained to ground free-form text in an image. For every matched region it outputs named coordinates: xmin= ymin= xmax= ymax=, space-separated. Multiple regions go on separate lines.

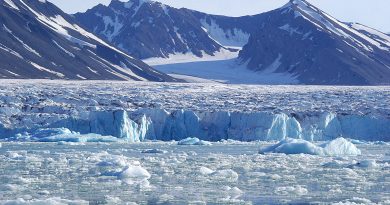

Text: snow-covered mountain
xmin=74 ymin=0 xmax=262 ymax=59
xmin=75 ymin=0 xmax=390 ymax=85
xmin=239 ymin=0 xmax=390 ymax=85
xmin=0 ymin=0 xmax=177 ymax=81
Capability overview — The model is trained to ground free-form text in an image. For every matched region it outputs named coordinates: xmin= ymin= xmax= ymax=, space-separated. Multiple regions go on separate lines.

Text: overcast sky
xmin=50 ymin=0 xmax=390 ymax=32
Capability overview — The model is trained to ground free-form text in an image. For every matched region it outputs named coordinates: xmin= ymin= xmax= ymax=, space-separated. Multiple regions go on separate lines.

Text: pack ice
xmin=0 ymin=80 xmax=389 ymax=143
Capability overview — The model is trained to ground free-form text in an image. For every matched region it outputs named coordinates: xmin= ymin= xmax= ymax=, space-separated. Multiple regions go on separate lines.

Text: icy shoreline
xmin=0 ymin=80 xmax=389 ymax=142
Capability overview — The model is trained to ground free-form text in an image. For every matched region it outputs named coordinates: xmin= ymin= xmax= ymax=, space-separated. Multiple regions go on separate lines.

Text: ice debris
xmin=260 ymin=137 xmax=361 ymax=156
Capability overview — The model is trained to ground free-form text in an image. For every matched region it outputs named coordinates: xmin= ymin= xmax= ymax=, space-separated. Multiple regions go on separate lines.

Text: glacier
xmin=0 ymin=80 xmax=389 ymax=142
xmin=1 ymin=109 xmax=389 ymax=142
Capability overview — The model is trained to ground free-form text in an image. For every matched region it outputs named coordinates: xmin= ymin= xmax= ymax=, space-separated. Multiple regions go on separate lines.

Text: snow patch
xmin=30 ymin=62 xmax=65 ymax=78
xmin=200 ymin=18 xmax=250 ymax=47
xmin=4 ymin=0 xmax=19 ymax=11
xmin=52 ymin=40 xmax=75 ymax=57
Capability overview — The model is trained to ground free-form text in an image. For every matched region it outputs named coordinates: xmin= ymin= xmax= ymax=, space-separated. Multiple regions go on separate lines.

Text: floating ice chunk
xmin=260 ymin=138 xmax=361 ymax=156
xmin=141 ymin=149 xmax=167 ymax=154
xmin=15 ymin=128 xmax=120 ymax=143
xmin=40 ymin=134 xmax=119 ymax=143
xmin=259 ymin=138 xmax=323 ymax=155
xmin=177 ymin=137 xmax=211 ymax=145
xmin=118 ymin=163 xmax=151 ymax=184
xmin=223 ymin=186 xmax=244 ymax=195
xmin=222 ymin=186 xmax=244 ymax=199
xmin=6 ymin=151 xmax=24 ymax=159
xmin=276 ymin=185 xmax=308 ymax=195
xmin=0 ymin=142 xmax=2 ymax=148
xmin=0 ymin=184 xmax=20 ymax=192
xmin=211 ymin=169 xmax=239 ymax=181
xmin=199 ymin=166 xmax=215 ymax=175
xmin=351 ymin=160 xmax=379 ymax=169
xmin=322 ymin=138 xmax=362 ymax=156
xmin=333 ymin=197 xmax=373 ymax=205
xmin=322 ymin=160 xmax=346 ymax=168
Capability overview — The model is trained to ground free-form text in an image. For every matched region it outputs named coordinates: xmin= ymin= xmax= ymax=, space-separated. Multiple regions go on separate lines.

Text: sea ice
xmin=0 ymin=197 xmax=89 ymax=205
xmin=260 ymin=138 xmax=361 ymax=156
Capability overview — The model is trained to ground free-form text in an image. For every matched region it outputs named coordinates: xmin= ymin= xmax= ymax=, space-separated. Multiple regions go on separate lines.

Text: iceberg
xmin=259 ymin=138 xmax=323 ymax=155
xmin=13 ymin=128 xmax=120 ymax=143
xmin=322 ymin=138 xmax=362 ymax=156
xmin=260 ymin=138 xmax=361 ymax=156
xmin=119 ymin=164 xmax=151 ymax=184
xmin=177 ymin=137 xmax=212 ymax=145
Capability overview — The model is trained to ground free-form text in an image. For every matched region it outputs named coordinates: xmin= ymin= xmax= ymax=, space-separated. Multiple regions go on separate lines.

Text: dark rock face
xmin=74 ymin=0 xmax=265 ymax=59
xmin=239 ymin=0 xmax=390 ymax=85
xmin=0 ymin=0 xmax=177 ymax=81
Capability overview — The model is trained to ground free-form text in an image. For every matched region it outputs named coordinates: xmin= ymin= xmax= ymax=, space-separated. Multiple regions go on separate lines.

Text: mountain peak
xmin=108 ymin=0 xmax=152 ymax=9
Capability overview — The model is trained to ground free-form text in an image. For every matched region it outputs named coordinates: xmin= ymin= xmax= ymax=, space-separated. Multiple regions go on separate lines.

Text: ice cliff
xmin=2 ymin=109 xmax=389 ymax=142
xmin=0 ymin=81 xmax=388 ymax=142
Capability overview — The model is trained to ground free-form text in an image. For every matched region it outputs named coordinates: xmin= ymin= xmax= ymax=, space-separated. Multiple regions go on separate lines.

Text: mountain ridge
xmin=238 ymin=0 xmax=390 ymax=85
xmin=74 ymin=0 xmax=263 ymax=59
xmin=0 ymin=0 xmax=178 ymax=81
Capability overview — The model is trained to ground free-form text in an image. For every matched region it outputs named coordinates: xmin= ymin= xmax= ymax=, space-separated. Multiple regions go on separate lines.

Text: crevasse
xmin=1 ymin=109 xmax=389 ymax=142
